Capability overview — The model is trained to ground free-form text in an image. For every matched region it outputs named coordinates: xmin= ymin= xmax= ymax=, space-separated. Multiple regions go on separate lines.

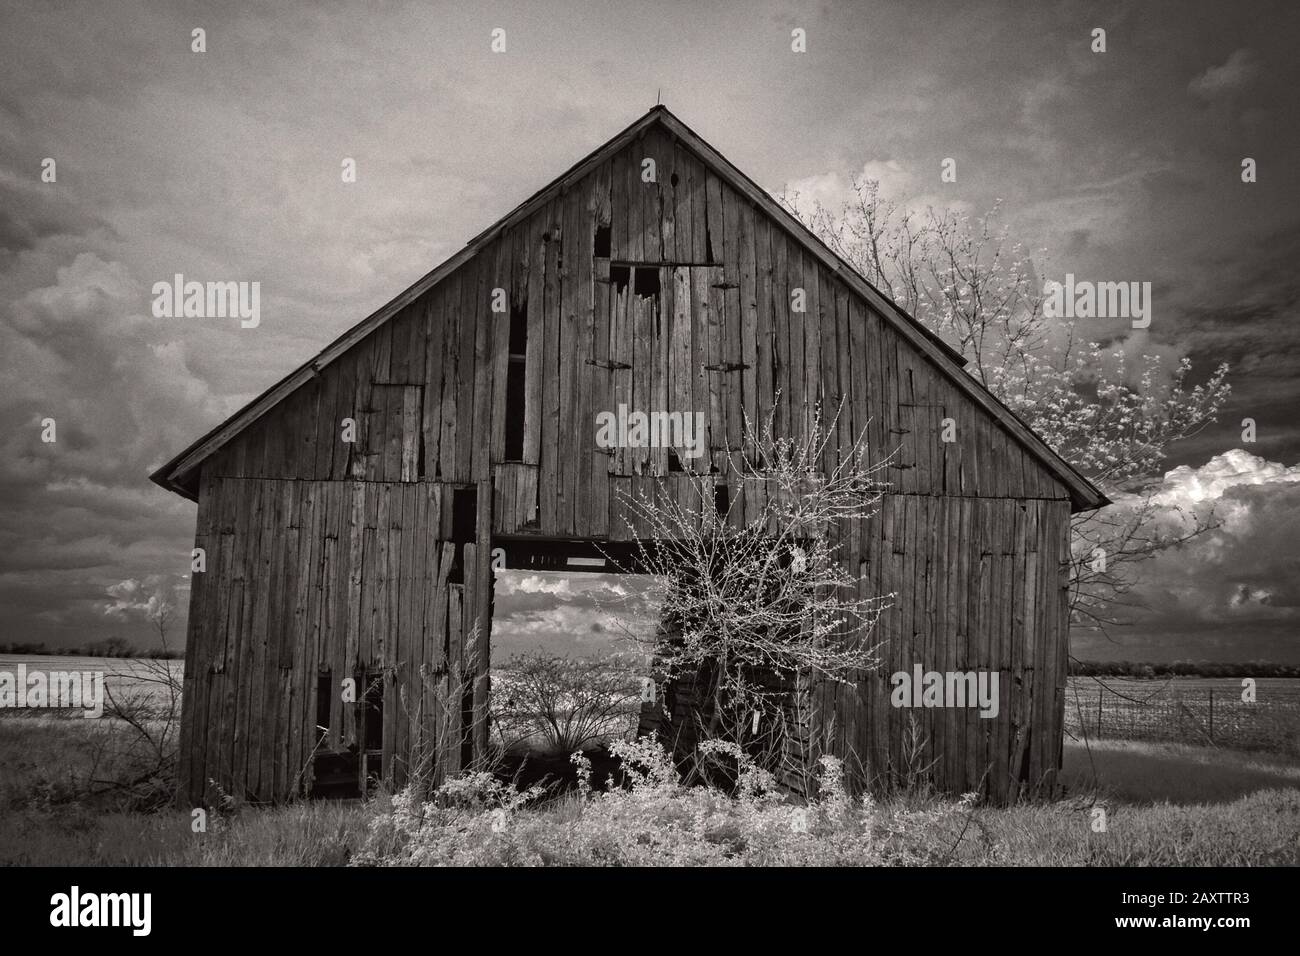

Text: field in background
xmin=1065 ymin=676 xmax=1300 ymax=755
xmin=0 ymin=654 xmax=181 ymax=715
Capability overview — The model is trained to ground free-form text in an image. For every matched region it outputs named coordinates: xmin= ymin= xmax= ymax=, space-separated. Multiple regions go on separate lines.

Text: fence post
xmin=1208 ymin=688 xmax=1214 ymax=742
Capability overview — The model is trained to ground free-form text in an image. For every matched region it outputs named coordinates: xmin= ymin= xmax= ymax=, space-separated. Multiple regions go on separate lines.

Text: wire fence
xmin=1064 ymin=683 xmax=1300 ymax=755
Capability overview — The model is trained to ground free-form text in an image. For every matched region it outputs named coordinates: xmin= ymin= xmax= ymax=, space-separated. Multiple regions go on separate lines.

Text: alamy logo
xmin=594 ymin=404 xmax=706 ymax=459
xmin=151 ymin=273 xmax=261 ymax=328
xmin=50 ymin=886 xmax=151 ymax=936
xmin=1042 ymin=274 xmax=1151 ymax=328
xmin=0 ymin=664 xmax=103 ymax=717
xmin=890 ymin=665 xmax=1000 ymax=718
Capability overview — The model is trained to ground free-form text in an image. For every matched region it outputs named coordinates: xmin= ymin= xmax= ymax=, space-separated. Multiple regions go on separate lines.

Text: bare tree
xmin=492 ymin=652 xmax=640 ymax=757
xmin=97 ymin=581 xmax=185 ymax=808
xmin=615 ymin=408 xmax=890 ymax=780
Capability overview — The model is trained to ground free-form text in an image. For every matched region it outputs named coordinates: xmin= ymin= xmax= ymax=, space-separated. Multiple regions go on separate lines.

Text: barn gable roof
xmin=150 ymin=106 xmax=1108 ymax=512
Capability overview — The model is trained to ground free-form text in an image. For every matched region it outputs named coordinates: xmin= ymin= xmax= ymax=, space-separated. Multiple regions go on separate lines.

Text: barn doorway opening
xmin=489 ymin=539 xmax=663 ymax=779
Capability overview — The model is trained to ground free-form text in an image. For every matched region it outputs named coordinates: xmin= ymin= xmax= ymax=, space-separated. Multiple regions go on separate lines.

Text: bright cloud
xmin=1113 ymin=450 xmax=1300 ymax=628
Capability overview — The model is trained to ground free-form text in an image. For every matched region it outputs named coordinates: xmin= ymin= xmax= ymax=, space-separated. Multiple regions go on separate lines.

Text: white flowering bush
xmin=354 ymin=738 xmax=980 ymax=866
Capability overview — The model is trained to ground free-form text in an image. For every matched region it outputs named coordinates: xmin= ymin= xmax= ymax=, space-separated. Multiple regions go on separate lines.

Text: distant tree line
xmin=0 ymin=637 xmax=182 ymax=659
xmin=1070 ymin=660 xmax=1300 ymax=679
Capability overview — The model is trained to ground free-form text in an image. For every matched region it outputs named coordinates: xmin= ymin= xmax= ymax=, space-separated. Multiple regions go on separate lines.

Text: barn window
xmin=505 ymin=296 xmax=527 ymax=461
xmin=610 ymin=265 xmax=661 ymax=298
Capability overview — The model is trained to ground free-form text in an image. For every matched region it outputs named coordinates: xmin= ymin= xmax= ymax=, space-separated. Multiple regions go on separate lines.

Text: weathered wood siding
xmin=178 ymin=474 xmax=492 ymax=803
xmin=179 ymin=122 xmax=1076 ymax=804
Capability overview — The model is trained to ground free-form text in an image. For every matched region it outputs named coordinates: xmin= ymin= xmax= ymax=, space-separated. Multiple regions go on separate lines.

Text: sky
xmin=0 ymin=0 xmax=1296 ymax=660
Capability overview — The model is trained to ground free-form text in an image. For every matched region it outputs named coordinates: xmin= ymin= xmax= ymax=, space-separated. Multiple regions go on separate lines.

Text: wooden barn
xmin=152 ymin=106 xmax=1107 ymax=806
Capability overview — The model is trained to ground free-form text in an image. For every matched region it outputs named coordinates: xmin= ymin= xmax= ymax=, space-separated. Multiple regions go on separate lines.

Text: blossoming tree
xmin=788 ymin=178 xmax=1231 ymax=636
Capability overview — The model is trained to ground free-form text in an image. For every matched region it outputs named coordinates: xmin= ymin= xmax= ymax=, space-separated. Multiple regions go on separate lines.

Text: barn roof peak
xmin=151 ymin=105 xmax=1108 ymax=512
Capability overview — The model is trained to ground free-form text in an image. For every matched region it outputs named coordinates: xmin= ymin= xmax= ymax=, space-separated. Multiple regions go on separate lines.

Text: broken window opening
xmin=633 ymin=267 xmax=661 ymax=297
xmin=611 ymin=264 xmax=630 ymax=294
xmin=610 ymin=265 xmax=662 ymax=299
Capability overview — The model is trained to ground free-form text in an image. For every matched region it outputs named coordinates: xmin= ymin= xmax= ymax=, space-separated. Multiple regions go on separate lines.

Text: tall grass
xmin=3 ymin=733 xmax=1297 ymax=867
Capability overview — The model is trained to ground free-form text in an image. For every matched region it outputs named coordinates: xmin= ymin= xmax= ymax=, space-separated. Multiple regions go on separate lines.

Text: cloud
xmin=1188 ymin=48 xmax=1260 ymax=101
xmin=490 ymin=570 xmax=662 ymax=660
xmin=103 ymin=575 xmax=174 ymax=619
xmin=1152 ymin=448 xmax=1300 ymax=509
xmin=0 ymin=249 xmax=216 ymax=646
xmin=1111 ymin=450 xmax=1300 ymax=631
xmin=780 ymin=159 xmax=971 ymax=222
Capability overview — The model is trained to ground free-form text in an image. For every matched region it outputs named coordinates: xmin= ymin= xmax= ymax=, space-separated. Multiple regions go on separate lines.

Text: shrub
xmin=491 ymin=652 xmax=639 ymax=757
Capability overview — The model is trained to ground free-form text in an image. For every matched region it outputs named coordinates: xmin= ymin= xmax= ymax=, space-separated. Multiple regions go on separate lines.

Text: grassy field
xmin=2 ymin=710 xmax=1299 ymax=866
xmin=3 ymin=656 xmax=1299 ymax=866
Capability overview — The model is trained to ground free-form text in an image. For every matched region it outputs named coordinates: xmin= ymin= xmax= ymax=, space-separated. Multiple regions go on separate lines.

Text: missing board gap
xmin=315 ymin=670 xmax=332 ymax=743
xmin=594 ymin=223 xmax=611 ymax=258
xmin=504 ymin=294 xmax=527 ymax=461
xmin=508 ymin=295 xmax=527 ymax=355
xmin=452 ymin=486 xmax=477 ymax=545
xmin=362 ymin=672 xmax=384 ymax=753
